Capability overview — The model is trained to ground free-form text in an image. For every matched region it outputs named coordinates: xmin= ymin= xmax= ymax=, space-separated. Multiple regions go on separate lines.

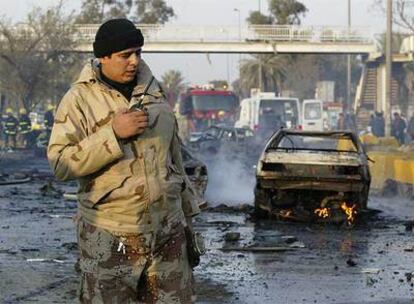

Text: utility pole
xmin=385 ymin=0 xmax=392 ymax=136
xmin=347 ymin=0 xmax=352 ymax=112
xmin=259 ymin=0 xmax=261 ymax=12
xmin=234 ymin=8 xmax=242 ymax=78
xmin=259 ymin=60 xmax=263 ymax=92
xmin=234 ymin=8 xmax=241 ymax=41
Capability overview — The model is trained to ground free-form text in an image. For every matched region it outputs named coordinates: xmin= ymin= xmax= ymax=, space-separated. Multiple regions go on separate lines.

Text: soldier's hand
xmin=112 ymin=108 xmax=148 ymax=139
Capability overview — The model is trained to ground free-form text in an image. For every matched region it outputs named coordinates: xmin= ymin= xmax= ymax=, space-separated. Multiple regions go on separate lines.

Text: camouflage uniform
xmin=47 ymin=59 xmax=201 ymax=303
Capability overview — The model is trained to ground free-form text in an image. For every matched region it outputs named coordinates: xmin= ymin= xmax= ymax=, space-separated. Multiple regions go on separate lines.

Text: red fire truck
xmin=178 ymin=88 xmax=238 ymax=132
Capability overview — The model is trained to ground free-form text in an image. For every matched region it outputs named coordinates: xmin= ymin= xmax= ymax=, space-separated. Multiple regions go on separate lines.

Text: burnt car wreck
xmin=254 ymin=130 xmax=371 ymax=225
xmin=181 ymin=144 xmax=208 ymax=198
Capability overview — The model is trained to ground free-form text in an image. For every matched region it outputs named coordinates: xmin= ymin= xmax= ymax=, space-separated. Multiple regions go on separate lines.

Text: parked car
xmin=254 ymin=130 xmax=371 ymax=224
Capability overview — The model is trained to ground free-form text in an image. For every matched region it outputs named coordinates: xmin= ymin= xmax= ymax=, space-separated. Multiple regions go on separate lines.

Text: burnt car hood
xmin=260 ymin=150 xmax=365 ymax=167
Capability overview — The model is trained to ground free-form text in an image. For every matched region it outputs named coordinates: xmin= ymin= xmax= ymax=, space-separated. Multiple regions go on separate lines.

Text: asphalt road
xmin=0 ymin=151 xmax=413 ymax=303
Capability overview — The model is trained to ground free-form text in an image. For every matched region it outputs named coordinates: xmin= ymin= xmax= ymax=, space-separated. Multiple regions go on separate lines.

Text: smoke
xmin=204 ymin=153 xmax=255 ymax=206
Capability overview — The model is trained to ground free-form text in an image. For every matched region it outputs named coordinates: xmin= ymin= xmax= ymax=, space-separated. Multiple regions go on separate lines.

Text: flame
xmin=314 ymin=207 xmax=330 ymax=218
xmin=340 ymin=202 xmax=357 ymax=225
xmin=314 ymin=202 xmax=358 ymax=226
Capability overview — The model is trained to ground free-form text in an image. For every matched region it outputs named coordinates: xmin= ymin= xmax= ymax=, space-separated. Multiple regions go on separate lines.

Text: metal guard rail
xmin=73 ymin=24 xmax=374 ymax=44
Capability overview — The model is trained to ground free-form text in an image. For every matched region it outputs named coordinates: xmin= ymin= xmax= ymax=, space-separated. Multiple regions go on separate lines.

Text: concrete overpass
xmin=74 ymin=24 xmax=378 ymax=54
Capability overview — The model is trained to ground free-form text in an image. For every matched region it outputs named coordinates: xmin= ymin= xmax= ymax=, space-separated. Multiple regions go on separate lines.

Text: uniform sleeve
xmin=47 ymin=90 xmax=124 ymax=181
xmin=170 ymin=121 xmax=201 ymax=217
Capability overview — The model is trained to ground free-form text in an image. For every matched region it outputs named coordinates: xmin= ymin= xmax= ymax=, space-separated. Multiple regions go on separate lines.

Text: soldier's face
xmin=100 ymin=47 xmax=141 ymax=83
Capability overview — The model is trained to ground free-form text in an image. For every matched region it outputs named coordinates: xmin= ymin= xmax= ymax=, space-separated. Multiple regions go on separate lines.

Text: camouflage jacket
xmin=47 ymin=60 xmax=200 ymax=233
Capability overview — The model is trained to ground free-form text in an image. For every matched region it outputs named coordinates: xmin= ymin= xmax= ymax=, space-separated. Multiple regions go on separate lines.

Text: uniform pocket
xmin=78 ymin=175 xmax=128 ymax=208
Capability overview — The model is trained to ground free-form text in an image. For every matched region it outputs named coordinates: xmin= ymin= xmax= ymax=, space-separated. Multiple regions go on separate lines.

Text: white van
xmin=301 ymin=99 xmax=324 ymax=131
xmin=235 ymin=93 xmax=301 ymax=133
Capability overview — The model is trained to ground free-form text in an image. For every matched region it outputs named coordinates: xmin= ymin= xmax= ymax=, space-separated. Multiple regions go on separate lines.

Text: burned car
xmin=188 ymin=125 xmax=255 ymax=166
xmin=181 ymin=144 xmax=208 ymax=198
xmin=254 ymin=130 xmax=371 ymax=225
xmin=188 ymin=125 xmax=254 ymax=154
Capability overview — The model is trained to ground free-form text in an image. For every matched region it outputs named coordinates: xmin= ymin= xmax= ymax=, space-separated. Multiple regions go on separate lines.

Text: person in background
xmin=337 ymin=113 xmax=346 ymax=130
xmin=345 ymin=111 xmax=357 ymax=133
xmin=47 ymin=18 xmax=201 ymax=303
xmin=374 ymin=112 xmax=385 ymax=137
xmin=216 ymin=110 xmax=228 ymax=127
xmin=18 ymin=108 xmax=32 ymax=148
xmin=4 ymin=108 xmax=18 ymax=151
xmin=44 ymin=104 xmax=55 ymax=136
xmin=391 ymin=112 xmax=407 ymax=145
xmin=407 ymin=115 xmax=414 ymax=142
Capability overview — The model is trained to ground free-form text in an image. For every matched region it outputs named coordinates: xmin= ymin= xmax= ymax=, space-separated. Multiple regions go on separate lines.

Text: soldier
xmin=47 ymin=19 xmax=201 ymax=303
xmin=18 ymin=108 xmax=32 ymax=148
xmin=4 ymin=108 xmax=18 ymax=150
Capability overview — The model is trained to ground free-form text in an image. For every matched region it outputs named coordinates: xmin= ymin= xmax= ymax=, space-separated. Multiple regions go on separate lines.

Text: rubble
xmin=223 ymin=232 xmax=241 ymax=242
xmin=346 ymin=258 xmax=357 ymax=267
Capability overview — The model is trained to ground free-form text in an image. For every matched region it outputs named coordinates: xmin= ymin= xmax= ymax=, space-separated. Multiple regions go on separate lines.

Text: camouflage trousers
xmin=77 ymin=218 xmax=193 ymax=303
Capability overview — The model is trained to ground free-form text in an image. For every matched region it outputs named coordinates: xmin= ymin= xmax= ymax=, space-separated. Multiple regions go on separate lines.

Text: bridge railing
xmin=74 ymin=24 xmax=374 ymax=44
xmin=249 ymin=25 xmax=372 ymax=43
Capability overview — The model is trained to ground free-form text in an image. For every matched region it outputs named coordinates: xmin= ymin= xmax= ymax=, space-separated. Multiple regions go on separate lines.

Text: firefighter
xmin=18 ymin=108 xmax=32 ymax=148
xmin=4 ymin=108 xmax=18 ymax=150
xmin=44 ymin=104 xmax=55 ymax=136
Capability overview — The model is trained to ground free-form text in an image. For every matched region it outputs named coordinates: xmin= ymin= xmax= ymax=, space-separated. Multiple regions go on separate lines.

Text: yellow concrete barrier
xmin=336 ymin=134 xmax=414 ymax=191
xmin=368 ymin=150 xmax=414 ymax=190
xmin=368 ymin=151 xmax=396 ymax=190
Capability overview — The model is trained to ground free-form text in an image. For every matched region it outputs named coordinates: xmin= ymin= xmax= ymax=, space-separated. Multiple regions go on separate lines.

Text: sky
xmin=0 ymin=0 xmax=389 ymax=85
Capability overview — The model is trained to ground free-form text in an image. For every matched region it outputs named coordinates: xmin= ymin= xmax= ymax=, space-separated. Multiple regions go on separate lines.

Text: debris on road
xmin=361 ymin=268 xmax=381 ymax=274
xmin=346 ymin=258 xmax=357 ymax=267
xmin=0 ymin=174 xmax=31 ymax=185
xmin=39 ymin=181 xmax=63 ymax=197
xmin=220 ymin=246 xmax=297 ymax=252
xmin=26 ymin=258 xmax=67 ymax=264
xmin=223 ymin=232 xmax=241 ymax=242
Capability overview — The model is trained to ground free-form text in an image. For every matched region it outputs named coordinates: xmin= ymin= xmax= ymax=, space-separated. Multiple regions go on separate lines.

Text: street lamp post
xmin=385 ymin=0 xmax=392 ymax=136
xmin=234 ymin=8 xmax=242 ymax=80
xmin=234 ymin=8 xmax=241 ymax=41
xmin=347 ymin=0 xmax=352 ymax=112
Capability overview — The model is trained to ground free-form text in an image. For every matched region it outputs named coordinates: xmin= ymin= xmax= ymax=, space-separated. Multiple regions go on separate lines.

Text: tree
xmin=76 ymin=0 xmax=132 ymax=23
xmin=161 ymin=70 xmax=185 ymax=107
xmin=239 ymin=55 xmax=287 ymax=93
xmin=76 ymin=0 xmax=175 ymax=24
xmin=269 ymin=0 xmax=308 ymax=25
xmin=134 ymin=0 xmax=175 ymax=24
xmin=246 ymin=11 xmax=273 ymax=25
xmin=0 ymin=2 xmax=80 ymax=111
xmin=373 ymin=0 xmax=414 ymax=33
xmin=239 ymin=2 xmax=307 ymax=94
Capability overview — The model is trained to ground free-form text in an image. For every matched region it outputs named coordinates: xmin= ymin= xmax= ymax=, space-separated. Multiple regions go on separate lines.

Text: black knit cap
xmin=93 ymin=18 xmax=144 ymax=58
